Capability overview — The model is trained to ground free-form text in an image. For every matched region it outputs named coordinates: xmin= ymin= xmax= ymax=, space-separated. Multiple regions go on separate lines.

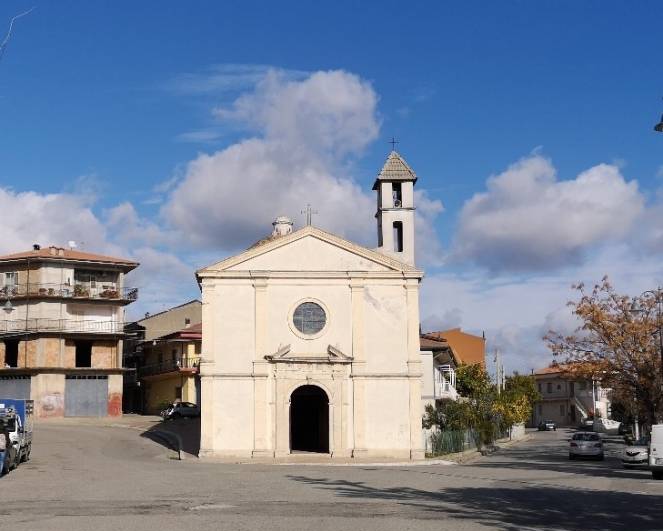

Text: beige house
xmin=0 ymin=245 xmax=138 ymax=417
xmin=138 ymin=322 xmax=202 ymax=414
xmin=123 ymin=300 xmax=202 ymax=413
xmin=533 ymin=364 xmax=611 ymax=426
xmin=197 ymin=151 xmax=425 ymax=460
xmin=420 ymin=335 xmax=459 ymax=409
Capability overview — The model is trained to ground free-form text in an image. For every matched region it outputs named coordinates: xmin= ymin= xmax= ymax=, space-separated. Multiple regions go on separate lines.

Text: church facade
xmin=197 ymin=151 xmax=425 ymax=459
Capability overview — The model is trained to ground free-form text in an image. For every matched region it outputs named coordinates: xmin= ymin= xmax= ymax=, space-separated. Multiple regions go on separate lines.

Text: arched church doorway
xmin=290 ymin=385 xmax=329 ymax=453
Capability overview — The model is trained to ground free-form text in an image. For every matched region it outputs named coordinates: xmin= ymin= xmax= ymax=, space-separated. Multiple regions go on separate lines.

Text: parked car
xmin=622 ymin=437 xmax=649 ymax=468
xmin=569 ymin=432 xmax=604 ymax=460
xmin=578 ymin=418 xmax=594 ymax=430
xmin=538 ymin=420 xmax=557 ymax=431
xmin=161 ymin=401 xmax=200 ymax=420
xmin=649 ymin=424 xmax=663 ymax=480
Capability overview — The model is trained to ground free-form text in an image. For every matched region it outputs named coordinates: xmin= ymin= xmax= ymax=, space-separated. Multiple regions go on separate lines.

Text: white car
xmin=621 ymin=438 xmax=649 ymax=468
xmin=649 ymin=424 xmax=663 ymax=480
xmin=569 ymin=432 xmax=604 ymax=460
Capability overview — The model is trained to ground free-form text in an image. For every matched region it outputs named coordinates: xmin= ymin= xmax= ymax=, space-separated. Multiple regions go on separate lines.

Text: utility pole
xmin=494 ymin=349 xmax=505 ymax=394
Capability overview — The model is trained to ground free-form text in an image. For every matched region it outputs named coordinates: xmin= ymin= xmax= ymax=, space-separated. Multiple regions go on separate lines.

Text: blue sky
xmin=1 ymin=1 xmax=662 ymax=371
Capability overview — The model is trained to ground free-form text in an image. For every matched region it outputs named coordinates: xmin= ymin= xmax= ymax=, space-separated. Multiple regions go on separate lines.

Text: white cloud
xmin=453 ymin=154 xmax=645 ymax=272
xmin=420 ymin=241 xmax=663 ymax=374
xmin=0 ymin=188 xmax=107 ymax=254
xmin=213 ymin=69 xmax=380 ymax=157
xmin=166 ymin=64 xmax=308 ymax=96
xmin=162 ymin=69 xmax=446 ymax=259
xmin=163 ymin=69 xmax=446 ymax=263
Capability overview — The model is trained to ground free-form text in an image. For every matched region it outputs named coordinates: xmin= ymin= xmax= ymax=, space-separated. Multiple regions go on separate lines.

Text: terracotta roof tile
xmin=0 ymin=246 xmax=138 ymax=269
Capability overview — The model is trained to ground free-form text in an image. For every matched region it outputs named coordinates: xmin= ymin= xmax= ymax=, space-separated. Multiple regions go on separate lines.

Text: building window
xmin=547 ymin=382 xmax=552 ymax=393
xmin=579 ymin=381 xmax=587 ymax=391
xmin=4 ymin=272 xmax=17 ymax=287
xmin=392 ymin=183 xmax=402 ymax=207
xmin=538 ymin=404 xmax=542 ymax=415
xmin=393 ymin=221 xmax=403 ymax=252
xmin=538 ymin=383 xmax=541 ymax=393
xmin=175 ymin=386 xmax=182 ymax=400
xmin=75 ymin=340 xmax=92 ymax=368
xmin=560 ymin=404 xmax=565 ymax=417
xmin=293 ymin=301 xmax=326 ymax=335
xmin=557 ymin=384 xmax=561 ymax=390
xmin=184 ymin=318 xmax=191 ymax=326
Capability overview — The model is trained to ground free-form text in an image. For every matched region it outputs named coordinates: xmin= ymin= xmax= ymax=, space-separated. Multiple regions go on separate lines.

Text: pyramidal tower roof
xmin=372 ymin=150 xmax=418 ymax=190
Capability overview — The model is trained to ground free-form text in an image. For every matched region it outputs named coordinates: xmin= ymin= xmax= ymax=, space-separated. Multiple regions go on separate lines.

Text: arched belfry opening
xmin=290 ymin=385 xmax=329 ymax=453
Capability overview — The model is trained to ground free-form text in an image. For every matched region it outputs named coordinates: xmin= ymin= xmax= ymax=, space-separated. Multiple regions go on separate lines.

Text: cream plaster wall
xmin=198 ymin=229 xmax=425 ymax=460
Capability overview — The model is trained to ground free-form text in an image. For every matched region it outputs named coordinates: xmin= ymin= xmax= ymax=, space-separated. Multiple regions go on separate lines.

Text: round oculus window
xmin=292 ymin=301 xmax=327 ymax=335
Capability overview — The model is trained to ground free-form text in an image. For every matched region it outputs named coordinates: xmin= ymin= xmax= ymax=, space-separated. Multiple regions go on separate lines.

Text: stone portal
xmin=290 ymin=385 xmax=329 ymax=453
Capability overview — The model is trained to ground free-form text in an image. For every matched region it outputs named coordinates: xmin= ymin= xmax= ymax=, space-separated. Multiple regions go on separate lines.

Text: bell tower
xmin=373 ymin=150 xmax=417 ymax=266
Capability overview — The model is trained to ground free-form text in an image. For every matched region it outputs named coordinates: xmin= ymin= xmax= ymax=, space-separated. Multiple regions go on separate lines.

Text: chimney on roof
xmin=33 ymin=244 xmax=40 ymax=251
xmin=57 ymin=248 xmax=64 ymax=256
xmin=49 ymin=246 xmax=57 ymax=256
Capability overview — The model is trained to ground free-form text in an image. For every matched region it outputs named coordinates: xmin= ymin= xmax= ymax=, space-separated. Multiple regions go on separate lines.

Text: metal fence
xmin=426 ymin=423 xmax=512 ymax=456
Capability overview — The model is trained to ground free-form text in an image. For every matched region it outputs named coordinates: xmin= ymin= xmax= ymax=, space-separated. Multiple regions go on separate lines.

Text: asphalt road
xmin=1 ymin=423 xmax=661 ymax=531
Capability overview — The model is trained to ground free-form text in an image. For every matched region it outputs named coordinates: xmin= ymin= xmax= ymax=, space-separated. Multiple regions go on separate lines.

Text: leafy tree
xmin=423 ymin=365 xmax=541 ymax=448
xmin=546 ymin=278 xmax=663 ymax=427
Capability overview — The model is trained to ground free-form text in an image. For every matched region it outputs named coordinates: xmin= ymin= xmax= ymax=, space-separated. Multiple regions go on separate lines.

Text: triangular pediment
xmin=197 ymin=226 xmax=420 ymax=275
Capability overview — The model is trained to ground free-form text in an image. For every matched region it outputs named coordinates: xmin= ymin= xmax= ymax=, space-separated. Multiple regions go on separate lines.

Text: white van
xmin=649 ymin=424 xmax=663 ymax=480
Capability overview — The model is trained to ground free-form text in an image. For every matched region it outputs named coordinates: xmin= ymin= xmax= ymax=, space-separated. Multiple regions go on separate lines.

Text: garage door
xmin=65 ymin=375 xmax=108 ymax=417
xmin=0 ymin=375 xmax=31 ymax=399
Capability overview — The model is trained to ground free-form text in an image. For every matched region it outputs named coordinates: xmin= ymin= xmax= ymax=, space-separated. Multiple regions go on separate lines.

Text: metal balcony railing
xmin=433 ymin=365 xmax=458 ymax=400
xmin=0 ymin=283 xmax=138 ymax=302
xmin=0 ymin=319 xmax=124 ymax=334
xmin=138 ymin=356 xmax=201 ymax=378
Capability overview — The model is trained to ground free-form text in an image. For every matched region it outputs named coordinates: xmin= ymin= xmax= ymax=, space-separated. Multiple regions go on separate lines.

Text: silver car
xmin=569 ymin=432 xmax=604 ymax=460
xmin=622 ymin=437 xmax=649 ymax=468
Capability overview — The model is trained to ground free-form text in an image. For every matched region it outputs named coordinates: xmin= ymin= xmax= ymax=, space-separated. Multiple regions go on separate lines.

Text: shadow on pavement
xmin=140 ymin=417 xmax=200 ymax=456
xmin=287 ymin=475 xmax=663 ymax=530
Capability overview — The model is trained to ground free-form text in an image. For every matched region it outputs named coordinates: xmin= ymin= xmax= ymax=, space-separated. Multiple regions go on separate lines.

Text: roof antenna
xmin=68 ymin=241 xmax=77 ymax=250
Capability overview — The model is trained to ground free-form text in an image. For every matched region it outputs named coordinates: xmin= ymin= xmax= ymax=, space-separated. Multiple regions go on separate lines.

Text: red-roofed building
xmin=533 ymin=363 xmax=611 ymax=427
xmin=0 ymin=244 xmax=139 ymax=418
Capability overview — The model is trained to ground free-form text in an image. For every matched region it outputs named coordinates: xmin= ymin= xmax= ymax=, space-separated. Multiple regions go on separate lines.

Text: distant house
xmin=137 ymin=322 xmax=202 ymax=414
xmin=123 ymin=300 xmax=201 ymax=413
xmin=421 ymin=328 xmax=486 ymax=368
xmin=420 ymin=334 xmax=459 ymax=409
xmin=0 ymin=244 xmax=138 ymax=418
xmin=533 ymin=363 xmax=611 ymax=427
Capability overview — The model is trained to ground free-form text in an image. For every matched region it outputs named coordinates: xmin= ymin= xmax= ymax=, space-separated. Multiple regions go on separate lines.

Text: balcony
xmin=0 ymin=319 xmax=124 ymax=335
xmin=138 ymin=356 xmax=201 ymax=378
xmin=434 ymin=364 xmax=458 ymax=400
xmin=0 ymin=283 xmax=138 ymax=302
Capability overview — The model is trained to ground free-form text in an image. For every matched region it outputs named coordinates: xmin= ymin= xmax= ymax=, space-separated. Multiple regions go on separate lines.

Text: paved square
xmin=3 ymin=422 xmax=662 ymax=530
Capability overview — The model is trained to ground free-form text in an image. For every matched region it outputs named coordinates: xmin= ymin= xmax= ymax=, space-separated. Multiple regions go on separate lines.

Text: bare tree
xmin=0 ymin=7 xmax=35 ymax=63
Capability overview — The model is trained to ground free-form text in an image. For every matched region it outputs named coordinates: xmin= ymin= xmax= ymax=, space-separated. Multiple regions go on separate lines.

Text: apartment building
xmin=123 ymin=300 xmax=201 ymax=413
xmin=533 ymin=364 xmax=611 ymax=427
xmin=0 ymin=244 xmax=138 ymax=418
